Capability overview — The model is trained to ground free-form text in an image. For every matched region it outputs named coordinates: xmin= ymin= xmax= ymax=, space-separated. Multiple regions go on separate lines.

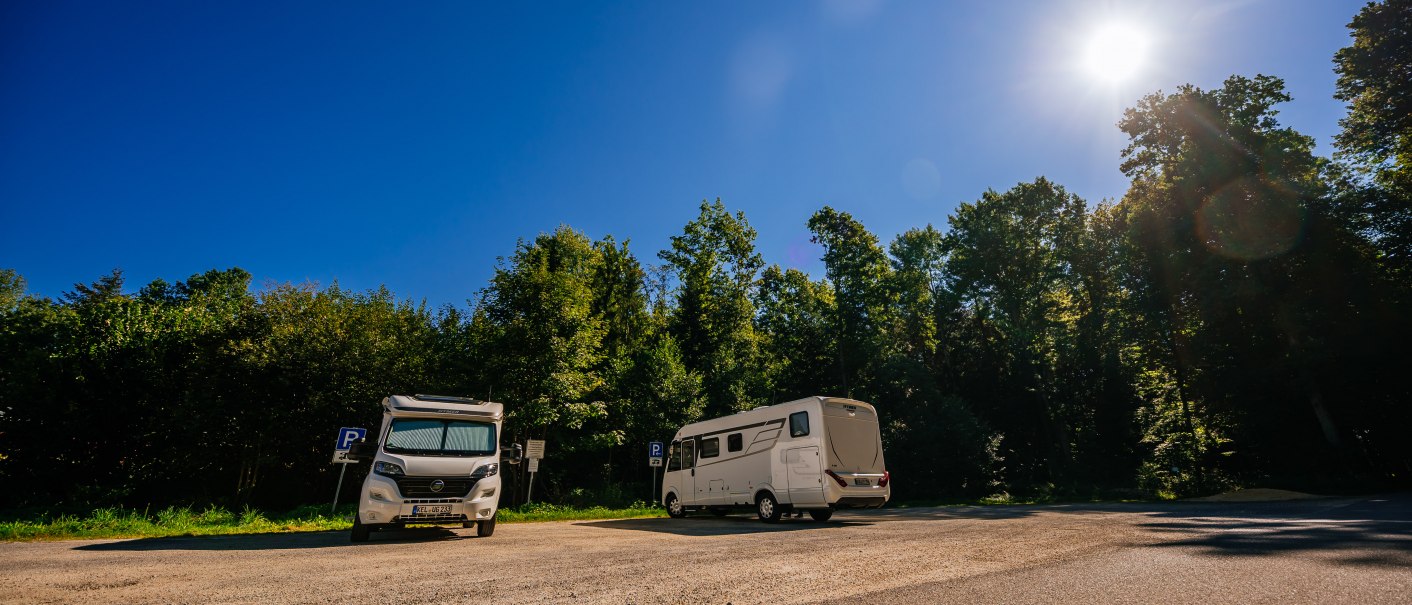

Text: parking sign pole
xmin=331 ymin=463 xmax=348 ymax=516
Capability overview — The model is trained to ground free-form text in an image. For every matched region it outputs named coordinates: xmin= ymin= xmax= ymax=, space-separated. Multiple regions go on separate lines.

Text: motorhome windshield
xmin=384 ymin=418 xmax=496 ymax=456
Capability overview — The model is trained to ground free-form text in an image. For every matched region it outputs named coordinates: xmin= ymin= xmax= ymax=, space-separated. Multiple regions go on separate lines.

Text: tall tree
xmin=1117 ymin=74 xmax=1405 ymax=485
xmin=1333 ymin=0 xmax=1412 ymax=278
xmin=943 ymin=178 xmax=1089 ymax=488
xmin=807 ymin=206 xmax=894 ymax=398
xmin=659 ymin=199 xmax=765 ymax=416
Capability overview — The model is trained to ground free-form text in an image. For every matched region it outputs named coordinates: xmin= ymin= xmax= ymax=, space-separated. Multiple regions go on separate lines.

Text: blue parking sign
xmin=336 ymin=427 xmax=367 ymax=451
xmin=648 ymin=441 xmax=664 ymax=458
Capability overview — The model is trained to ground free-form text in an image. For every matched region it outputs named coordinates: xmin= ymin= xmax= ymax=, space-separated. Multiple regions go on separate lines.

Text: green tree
xmin=659 ymin=199 xmax=765 ymax=416
xmin=807 ymin=206 xmax=894 ymax=398
xmin=942 ymin=178 xmax=1089 ymax=489
xmin=1117 ymin=74 xmax=1408 ymax=486
xmin=1333 ymin=0 xmax=1412 ymax=278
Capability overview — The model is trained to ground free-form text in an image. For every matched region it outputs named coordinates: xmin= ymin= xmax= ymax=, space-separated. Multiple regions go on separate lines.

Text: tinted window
xmin=667 ymin=440 xmax=681 ymax=471
xmin=789 ymin=411 xmax=810 ymax=437
xmin=727 ymin=433 xmax=743 ymax=452
xmin=700 ymin=437 xmax=720 ymax=458
xmin=682 ymin=439 xmax=696 ymax=468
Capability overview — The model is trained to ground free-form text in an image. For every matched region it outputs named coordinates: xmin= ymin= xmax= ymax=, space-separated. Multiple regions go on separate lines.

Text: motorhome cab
xmin=347 ymin=394 xmax=521 ymax=542
xmin=661 ymin=396 xmax=890 ymax=522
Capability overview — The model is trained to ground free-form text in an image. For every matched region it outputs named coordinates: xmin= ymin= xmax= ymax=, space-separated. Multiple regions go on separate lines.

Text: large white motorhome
xmin=661 ymin=396 xmax=890 ymax=522
xmin=346 ymin=394 xmax=522 ymax=542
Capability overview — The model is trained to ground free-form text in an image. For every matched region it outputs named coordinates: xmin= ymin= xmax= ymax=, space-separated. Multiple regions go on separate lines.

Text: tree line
xmin=2 ymin=1 xmax=1409 ymax=510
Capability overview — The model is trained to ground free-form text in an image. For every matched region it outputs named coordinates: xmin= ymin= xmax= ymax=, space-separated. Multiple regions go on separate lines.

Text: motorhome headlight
xmin=469 ymin=463 xmax=499 ymax=481
xmin=373 ymin=461 xmax=406 ymax=477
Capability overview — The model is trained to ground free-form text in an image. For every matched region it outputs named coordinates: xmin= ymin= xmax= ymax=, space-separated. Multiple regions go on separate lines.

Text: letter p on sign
xmin=337 ymin=427 xmax=367 ymax=451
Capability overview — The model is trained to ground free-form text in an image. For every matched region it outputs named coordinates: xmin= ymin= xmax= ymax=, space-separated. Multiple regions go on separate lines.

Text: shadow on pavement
xmin=578 ymin=515 xmax=872 ymax=536
xmin=74 ymin=526 xmax=477 ymax=552
xmin=1137 ymin=494 xmax=1412 ymax=568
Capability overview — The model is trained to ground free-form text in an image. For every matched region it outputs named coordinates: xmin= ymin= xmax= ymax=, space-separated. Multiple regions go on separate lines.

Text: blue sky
xmin=1 ymin=0 xmax=1367 ymax=308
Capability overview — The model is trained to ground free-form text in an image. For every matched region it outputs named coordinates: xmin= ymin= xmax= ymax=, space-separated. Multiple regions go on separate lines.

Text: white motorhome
xmin=346 ymin=394 xmax=521 ymax=542
xmin=661 ymin=396 xmax=890 ymax=522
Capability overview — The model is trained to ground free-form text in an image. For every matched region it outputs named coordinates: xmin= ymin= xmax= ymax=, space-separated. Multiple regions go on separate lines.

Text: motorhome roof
xmin=384 ymin=394 xmax=504 ymax=420
xmin=675 ymin=396 xmax=874 ymax=436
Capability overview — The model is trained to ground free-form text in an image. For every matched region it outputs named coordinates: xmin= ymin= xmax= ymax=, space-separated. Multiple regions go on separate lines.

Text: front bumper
xmin=358 ymin=473 xmax=501 ymax=525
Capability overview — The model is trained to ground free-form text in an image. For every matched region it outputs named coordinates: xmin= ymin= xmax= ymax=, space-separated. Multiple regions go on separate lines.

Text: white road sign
xmin=525 ymin=439 xmax=546 ymax=459
xmin=527 ymin=457 xmax=540 ymax=472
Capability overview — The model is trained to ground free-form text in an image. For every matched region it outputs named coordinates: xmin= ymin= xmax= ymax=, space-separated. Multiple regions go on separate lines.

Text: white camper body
xmin=349 ymin=394 xmax=518 ymax=542
xmin=661 ymin=396 xmax=890 ymax=522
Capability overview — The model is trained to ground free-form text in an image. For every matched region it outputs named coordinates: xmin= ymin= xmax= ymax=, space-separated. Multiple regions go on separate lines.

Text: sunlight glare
xmin=1083 ymin=22 xmax=1149 ymax=84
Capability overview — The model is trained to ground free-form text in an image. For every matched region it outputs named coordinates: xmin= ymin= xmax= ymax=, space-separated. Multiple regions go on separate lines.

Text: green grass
xmin=0 ymin=504 xmax=349 ymax=541
xmin=497 ymin=501 xmax=665 ymax=523
xmin=0 ymin=502 xmax=665 ymax=542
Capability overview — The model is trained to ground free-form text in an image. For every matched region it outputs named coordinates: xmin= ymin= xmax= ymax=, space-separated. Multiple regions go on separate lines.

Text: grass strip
xmin=0 ymin=502 xmax=665 ymax=542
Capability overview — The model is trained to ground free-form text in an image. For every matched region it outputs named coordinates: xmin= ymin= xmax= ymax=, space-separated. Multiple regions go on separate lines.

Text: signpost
xmin=331 ymin=427 xmax=367 ymax=515
xmin=648 ymin=441 xmax=665 ymax=505
xmin=525 ymin=439 xmax=546 ymax=503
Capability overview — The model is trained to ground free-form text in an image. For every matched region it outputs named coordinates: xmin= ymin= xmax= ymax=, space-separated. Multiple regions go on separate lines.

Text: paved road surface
xmin=1 ymin=494 xmax=1408 ymax=604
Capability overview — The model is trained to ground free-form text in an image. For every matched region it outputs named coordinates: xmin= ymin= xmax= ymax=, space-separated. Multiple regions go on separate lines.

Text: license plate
xmin=853 ymin=478 xmax=871 ymax=486
xmin=412 ymin=505 xmax=452 ymax=515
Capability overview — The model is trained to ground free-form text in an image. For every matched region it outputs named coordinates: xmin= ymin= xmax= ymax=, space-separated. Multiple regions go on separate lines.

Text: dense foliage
xmin=2 ymin=2 xmax=1409 ymax=509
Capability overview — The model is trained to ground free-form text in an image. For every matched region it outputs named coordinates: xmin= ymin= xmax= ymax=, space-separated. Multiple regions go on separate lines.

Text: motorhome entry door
xmin=784 ymin=446 xmax=825 ymax=505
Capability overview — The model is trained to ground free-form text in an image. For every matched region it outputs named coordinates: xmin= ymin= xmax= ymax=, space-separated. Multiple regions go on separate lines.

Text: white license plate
xmin=853 ymin=478 xmax=871 ymax=486
xmin=412 ymin=505 xmax=452 ymax=515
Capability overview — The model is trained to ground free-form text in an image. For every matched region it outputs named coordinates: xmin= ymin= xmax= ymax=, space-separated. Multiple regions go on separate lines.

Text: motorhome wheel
xmin=665 ymin=493 xmax=686 ymax=518
xmin=477 ymin=515 xmax=497 ymax=537
xmin=757 ymin=493 xmax=782 ymax=523
xmin=808 ymin=508 xmax=834 ymax=522
xmin=350 ymin=516 xmax=370 ymax=543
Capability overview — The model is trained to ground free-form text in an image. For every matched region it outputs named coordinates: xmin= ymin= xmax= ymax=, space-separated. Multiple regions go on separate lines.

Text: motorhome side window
xmin=682 ymin=439 xmax=696 ymax=468
xmin=667 ymin=441 xmax=682 ymax=471
xmin=727 ymin=433 xmax=742 ymax=452
xmin=789 ymin=411 xmax=810 ymax=437
xmin=700 ymin=437 xmax=720 ymax=459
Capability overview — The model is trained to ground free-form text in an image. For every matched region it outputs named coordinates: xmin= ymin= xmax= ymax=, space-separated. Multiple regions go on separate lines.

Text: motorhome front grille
xmin=404 ymin=498 xmax=462 ymax=504
xmin=395 ymin=514 xmax=467 ymax=523
xmin=394 ymin=476 xmax=475 ymax=498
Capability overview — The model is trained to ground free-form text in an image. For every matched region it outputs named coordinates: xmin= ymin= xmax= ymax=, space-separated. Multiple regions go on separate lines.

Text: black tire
xmin=477 ymin=515 xmax=496 ymax=537
xmin=756 ymin=493 xmax=783 ymax=523
xmin=665 ymin=493 xmax=686 ymax=519
xmin=709 ymin=506 xmax=729 ymax=517
xmin=350 ymin=515 xmax=371 ymax=543
xmin=808 ymin=508 xmax=834 ymax=522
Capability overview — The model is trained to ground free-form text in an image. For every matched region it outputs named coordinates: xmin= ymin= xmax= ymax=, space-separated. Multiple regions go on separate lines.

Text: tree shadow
xmin=73 ymin=526 xmax=476 ymax=552
xmin=578 ymin=515 xmax=872 ymax=536
xmin=1136 ymin=495 xmax=1412 ymax=568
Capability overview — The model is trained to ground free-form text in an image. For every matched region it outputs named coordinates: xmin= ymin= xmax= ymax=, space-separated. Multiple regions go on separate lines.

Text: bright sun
xmin=1082 ymin=22 xmax=1149 ymax=84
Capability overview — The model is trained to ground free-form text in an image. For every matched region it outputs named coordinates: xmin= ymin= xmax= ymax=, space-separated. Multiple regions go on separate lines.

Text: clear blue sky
xmin=1 ymin=0 xmax=1366 ymax=308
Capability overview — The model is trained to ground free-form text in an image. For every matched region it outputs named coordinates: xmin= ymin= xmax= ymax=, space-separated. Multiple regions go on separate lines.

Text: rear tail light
xmin=824 ymin=469 xmax=847 ymax=488
xmin=878 ymin=471 xmax=890 ymax=488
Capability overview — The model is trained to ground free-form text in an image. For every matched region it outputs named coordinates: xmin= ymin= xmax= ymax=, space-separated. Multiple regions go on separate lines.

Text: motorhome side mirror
xmin=347 ymin=440 xmax=378 ymax=461
xmin=501 ymin=443 xmax=523 ymax=465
